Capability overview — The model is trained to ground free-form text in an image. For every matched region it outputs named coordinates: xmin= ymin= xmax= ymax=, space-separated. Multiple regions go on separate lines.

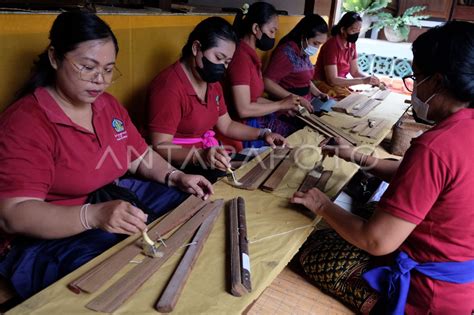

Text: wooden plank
xmin=154 ymin=203 xmax=222 ymax=313
xmin=237 ymin=197 xmax=251 ymax=293
xmin=296 ymin=115 xmax=333 ymax=138
xmin=332 ymin=93 xmax=368 ymax=113
xmin=298 ymin=170 xmax=333 ymax=193
xmin=229 ymin=198 xmax=247 ymax=297
xmin=238 ymin=148 xmax=290 ymax=190
xmin=372 ymin=89 xmax=390 ymax=100
xmin=86 ymin=200 xmax=224 ymax=313
xmin=367 ymin=121 xmax=389 ymax=139
xmin=353 ymin=99 xmax=381 ymax=117
xmin=68 ymin=195 xmax=208 ymax=294
xmin=261 ymin=149 xmax=296 ymax=192
xmin=360 ymin=119 xmax=384 ymax=137
xmin=309 ymin=115 xmax=358 ymax=145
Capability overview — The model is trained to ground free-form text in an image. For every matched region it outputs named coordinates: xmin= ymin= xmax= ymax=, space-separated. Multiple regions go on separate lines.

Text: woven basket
xmin=391 ymin=114 xmax=431 ymax=156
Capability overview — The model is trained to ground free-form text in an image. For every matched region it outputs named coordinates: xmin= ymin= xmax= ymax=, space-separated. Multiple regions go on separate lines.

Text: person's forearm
xmin=327 ymin=76 xmax=365 ymax=87
xmin=353 ymin=152 xmax=401 ymax=182
xmin=0 ymin=200 xmax=86 ymax=238
xmin=310 ymin=81 xmax=322 ymax=96
xmin=264 ymin=78 xmax=292 ymax=99
xmin=136 ymin=149 xmax=177 ymax=183
xmin=220 ymin=121 xmax=260 ymax=141
xmin=319 ymin=202 xmax=372 ymax=249
xmin=235 ymin=100 xmax=282 ymax=118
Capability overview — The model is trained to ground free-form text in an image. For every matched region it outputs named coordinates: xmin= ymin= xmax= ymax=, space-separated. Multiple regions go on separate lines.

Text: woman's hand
xmin=201 ymin=147 xmax=231 ymax=172
xmin=363 ymin=75 xmax=380 ymax=86
xmin=291 ymin=188 xmax=331 ymax=216
xmin=88 ymin=200 xmax=148 ymax=235
xmin=279 ymin=94 xmax=300 ymax=111
xmin=170 ymin=172 xmax=214 ymax=200
xmin=264 ymin=132 xmax=288 ymax=148
xmin=319 ymin=137 xmax=355 ymax=162
xmin=299 ymin=97 xmax=314 ymax=113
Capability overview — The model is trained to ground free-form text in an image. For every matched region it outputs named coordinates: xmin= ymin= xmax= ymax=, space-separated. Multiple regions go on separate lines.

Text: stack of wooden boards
xmin=332 ymin=89 xmax=390 ymax=118
xmin=342 ymin=118 xmax=390 ymax=139
xmin=68 ymin=196 xmax=223 ymax=313
xmin=295 ymin=108 xmax=358 ymax=146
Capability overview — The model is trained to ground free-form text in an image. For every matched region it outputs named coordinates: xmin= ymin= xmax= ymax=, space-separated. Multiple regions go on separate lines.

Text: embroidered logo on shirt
xmin=112 ymin=118 xmax=128 ymax=141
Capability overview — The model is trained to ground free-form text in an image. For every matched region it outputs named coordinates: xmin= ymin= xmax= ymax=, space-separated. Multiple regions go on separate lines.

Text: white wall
xmin=187 ymin=0 xmax=306 ymax=15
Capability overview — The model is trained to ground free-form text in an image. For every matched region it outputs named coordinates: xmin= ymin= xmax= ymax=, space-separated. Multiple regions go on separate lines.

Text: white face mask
xmin=303 ymin=38 xmax=318 ymax=56
xmin=411 ymin=76 xmax=436 ymax=125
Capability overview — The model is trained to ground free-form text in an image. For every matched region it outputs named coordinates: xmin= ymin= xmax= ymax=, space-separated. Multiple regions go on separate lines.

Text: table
xmin=7 ymin=128 xmax=361 ymax=315
xmin=321 ymin=90 xmax=410 ymax=153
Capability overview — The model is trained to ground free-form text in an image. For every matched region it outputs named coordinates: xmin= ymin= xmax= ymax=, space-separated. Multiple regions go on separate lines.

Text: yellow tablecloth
xmin=8 ymin=128 xmax=359 ymax=315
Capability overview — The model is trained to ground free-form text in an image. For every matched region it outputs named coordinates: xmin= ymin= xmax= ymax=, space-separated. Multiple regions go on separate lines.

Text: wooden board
xmin=86 ymin=200 xmax=224 ymax=313
xmin=68 ymin=195 xmax=208 ymax=294
xmin=229 ymin=198 xmax=248 ymax=297
xmin=237 ymin=197 xmax=251 ymax=293
xmin=298 ymin=170 xmax=333 ymax=193
xmin=353 ymin=99 xmax=381 ymax=117
xmin=261 ymin=149 xmax=297 ymax=192
xmin=155 ymin=203 xmax=222 ymax=313
xmin=238 ymin=148 xmax=291 ymax=190
xmin=372 ymin=89 xmax=391 ymax=100
xmin=332 ymin=93 xmax=368 ymax=113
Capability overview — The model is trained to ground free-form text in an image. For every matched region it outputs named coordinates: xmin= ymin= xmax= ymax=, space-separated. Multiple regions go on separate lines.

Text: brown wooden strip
xmin=238 ymin=148 xmax=290 ymax=190
xmin=68 ymin=195 xmax=208 ymax=294
xmin=86 ymin=199 xmax=224 ymax=313
xmin=155 ymin=203 xmax=222 ymax=313
xmin=308 ymin=116 xmax=358 ymax=145
xmin=315 ymin=171 xmax=333 ymax=192
xmin=296 ymin=115 xmax=333 ymax=138
xmin=367 ymin=121 xmax=389 ymax=139
xmin=372 ymin=89 xmax=390 ymax=100
xmin=332 ymin=94 xmax=368 ymax=113
xmin=261 ymin=149 xmax=296 ymax=192
xmin=360 ymin=119 xmax=384 ymax=137
xmin=229 ymin=198 xmax=247 ymax=297
xmin=237 ymin=197 xmax=251 ymax=293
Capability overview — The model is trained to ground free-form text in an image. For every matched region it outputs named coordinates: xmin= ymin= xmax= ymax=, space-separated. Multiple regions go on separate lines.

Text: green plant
xmin=342 ymin=0 xmax=391 ymax=15
xmin=372 ymin=6 xmax=430 ymax=39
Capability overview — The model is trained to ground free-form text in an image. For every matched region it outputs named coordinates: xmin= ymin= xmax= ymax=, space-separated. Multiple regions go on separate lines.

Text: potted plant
xmin=372 ymin=6 xmax=430 ymax=42
xmin=342 ymin=0 xmax=392 ymax=37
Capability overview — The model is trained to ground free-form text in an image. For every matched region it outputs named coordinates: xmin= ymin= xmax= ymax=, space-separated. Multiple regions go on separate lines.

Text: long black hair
xmin=412 ymin=21 xmax=474 ymax=107
xmin=330 ymin=11 xmax=362 ymax=37
xmin=233 ymin=2 xmax=278 ymax=39
xmin=16 ymin=11 xmax=119 ymax=99
xmin=278 ymin=14 xmax=328 ymax=47
xmin=181 ymin=16 xmax=238 ymax=59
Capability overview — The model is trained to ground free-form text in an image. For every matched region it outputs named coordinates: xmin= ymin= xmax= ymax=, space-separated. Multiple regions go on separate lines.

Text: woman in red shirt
xmin=314 ymin=11 xmax=380 ymax=99
xmin=226 ymin=2 xmax=303 ymax=148
xmin=147 ymin=17 xmax=287 ymax=182
xmin=264 ymin=14 xmax=329 ymax=112
xmin=293 ymin=21 xmax=474 ymax=314
xmin=0 ymin=12 xmax=213 ymax=300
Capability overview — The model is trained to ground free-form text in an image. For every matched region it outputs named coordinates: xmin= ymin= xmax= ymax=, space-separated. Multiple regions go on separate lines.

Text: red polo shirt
xmin=0 ymin=87 xmax=148 ymax=206
xmin=314 ymin=35 xmax=357 ymax=82
xmin=226 ymin=41 xmax=264 ymax=103
xmin=264 ymin=41 xmax=315 ymax=100
xmin=147 ymin=61 xmax=227 ymax=143
xmin=378 ymin=108 xmax=474 ymax=314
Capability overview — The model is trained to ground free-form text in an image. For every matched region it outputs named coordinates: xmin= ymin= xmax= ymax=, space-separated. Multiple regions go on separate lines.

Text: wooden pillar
xmin=304 ymin=0 xmax=316 ymax=15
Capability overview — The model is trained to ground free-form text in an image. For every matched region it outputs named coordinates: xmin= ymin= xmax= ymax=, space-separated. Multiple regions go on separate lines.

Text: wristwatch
xmin=258 ymin=128 xmax=272 ymax=139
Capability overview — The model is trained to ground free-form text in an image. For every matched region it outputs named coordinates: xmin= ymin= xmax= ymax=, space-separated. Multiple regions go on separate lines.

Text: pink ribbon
xmin=172 ymin=130 xmax=219 ymax=149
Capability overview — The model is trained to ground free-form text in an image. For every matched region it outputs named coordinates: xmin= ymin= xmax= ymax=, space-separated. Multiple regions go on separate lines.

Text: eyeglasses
xmin=402 ymin=74 xmax=416 ymax=92
xmin=64 ymin=57 xmax=122 ymax=84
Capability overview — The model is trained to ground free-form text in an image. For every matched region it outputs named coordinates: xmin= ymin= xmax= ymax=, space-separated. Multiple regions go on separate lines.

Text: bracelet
xmin=165 ymin=169 xmax=181 ymax=187
xmin=360 ymin=154 xmax=369 ymax=167
xmin=80 ymin=203 xmax=92 ymax=230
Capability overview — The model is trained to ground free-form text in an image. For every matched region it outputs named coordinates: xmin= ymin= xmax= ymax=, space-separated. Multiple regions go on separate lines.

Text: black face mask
xmin=346 ymin=32 xmax=360 ymax=43
xmin=256 ymin=32 xmax=275 ymax=51
xmin=196 ymin=55 xmax=226 ymax=83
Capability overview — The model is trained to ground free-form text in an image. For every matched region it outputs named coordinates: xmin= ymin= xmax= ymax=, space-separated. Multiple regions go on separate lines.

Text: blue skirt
xmin=0 ymin=178 xmax=187 ymax=300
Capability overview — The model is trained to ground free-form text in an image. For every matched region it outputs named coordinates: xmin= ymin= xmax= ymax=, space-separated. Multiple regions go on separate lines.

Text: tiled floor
xmin=246 ymin=267 xmax=354 ymax=315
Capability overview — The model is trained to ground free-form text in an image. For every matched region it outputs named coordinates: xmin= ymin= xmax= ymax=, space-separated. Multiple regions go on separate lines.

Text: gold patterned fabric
xmin=300 ymin=229 xmax=379 ymax=314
